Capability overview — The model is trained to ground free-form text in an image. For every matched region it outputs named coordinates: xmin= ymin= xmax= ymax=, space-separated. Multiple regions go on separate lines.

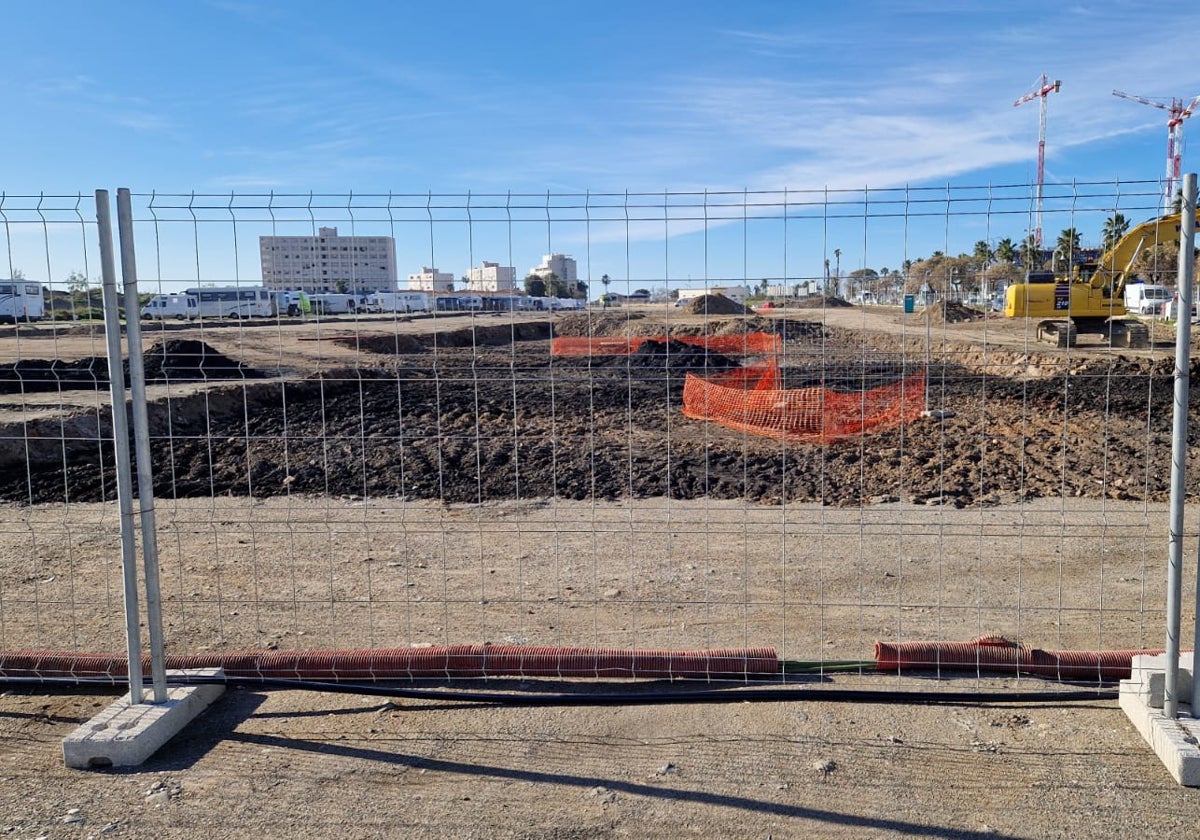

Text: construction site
xmin=1 ymin=284 xmax=1199 ymax=836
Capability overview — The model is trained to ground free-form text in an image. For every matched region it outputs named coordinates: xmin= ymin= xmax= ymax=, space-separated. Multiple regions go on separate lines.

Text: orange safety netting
xmin=681 ymin=362 xmax=926 ymax=443
xmin=551 ymin=332 xmax=782 ymax=357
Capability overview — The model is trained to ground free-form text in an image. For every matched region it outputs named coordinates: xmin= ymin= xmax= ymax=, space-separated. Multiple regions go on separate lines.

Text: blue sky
xmin=6 ymin=0 xmax=1200 ymax=293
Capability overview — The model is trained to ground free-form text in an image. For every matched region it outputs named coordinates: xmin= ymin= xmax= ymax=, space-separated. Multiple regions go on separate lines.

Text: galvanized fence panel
xmin=0 ymin=182 xmax=1194 ymax=687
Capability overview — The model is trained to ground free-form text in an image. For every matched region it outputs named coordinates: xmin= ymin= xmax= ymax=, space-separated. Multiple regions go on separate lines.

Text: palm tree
xmin=995 ymin=238 xmax=1016 ymax=264
xmin=1101 ymin=212 xmax=1130 ymax=252
xmin=1020 ymin=234 xmax=1041 ymax=269
xmin=973 ymin=240 xmax=993 ymax=266
xmin=600 ymin=274 xmax=611 ymax=296
xmin=1054 ymin=227 xmax=1082 ymax=271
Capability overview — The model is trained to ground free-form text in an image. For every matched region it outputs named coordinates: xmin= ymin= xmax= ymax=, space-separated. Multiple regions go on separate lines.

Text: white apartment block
xmin=259 ymin=226 xmax=397 ymax=294
xmin=408 ymin=266 xmax=456 ymax=293
xmin=529 ymin=253 xmax=578 ymax=286
xmin=466 ymin=261 xmax=516 ymax=293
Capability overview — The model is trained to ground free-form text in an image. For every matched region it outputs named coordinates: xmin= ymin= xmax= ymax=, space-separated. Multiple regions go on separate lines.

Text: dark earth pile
xmin=0 ymin=339 xmax=259 ymax=394
xmin=336 ymin=322 xmax=553 ymax=355
xmin=141 ymin=339 xmax=262 ymax=381
xmin=792 ymin=296 xmax=853 ymax=309
xmin=928 ymin=301 xmax=987 ymax=324
xmin=553 ymin=312 xmax=645 ymax=338
xmin=575 ymin=339 xmax=740 ymax=373
xmin=686 ymin=294 xmax=753 ymax=316
xmin=0 ymin=338 xmax=1191 ymax=508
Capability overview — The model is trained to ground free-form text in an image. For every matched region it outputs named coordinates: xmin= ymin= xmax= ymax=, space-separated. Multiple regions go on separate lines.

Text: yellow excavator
xmin=1004 ymin=210 xmax=1199 ymax=348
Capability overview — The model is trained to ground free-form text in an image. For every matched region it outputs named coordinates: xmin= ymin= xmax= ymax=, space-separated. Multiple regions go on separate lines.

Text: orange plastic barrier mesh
xmin=682 ymin=362 xmax=926 ymax=443
xmin=551 ymin=332 xmax=782 ymax=357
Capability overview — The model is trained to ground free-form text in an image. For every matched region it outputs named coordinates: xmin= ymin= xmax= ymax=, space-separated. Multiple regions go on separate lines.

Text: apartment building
xmin=466 ymin=261 xmax=516 ymax=293
xmin=528 ymin=253 xmax=578 ymax=286
xmin=259 ymin=227 xmax=397 ymax=294
xmin=408 ymin=267 xmax=456 ymax=293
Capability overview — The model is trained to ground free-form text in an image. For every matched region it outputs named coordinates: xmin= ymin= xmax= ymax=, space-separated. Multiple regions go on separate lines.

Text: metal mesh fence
xmin=0 ymin=182 xmax=1193 ymax=685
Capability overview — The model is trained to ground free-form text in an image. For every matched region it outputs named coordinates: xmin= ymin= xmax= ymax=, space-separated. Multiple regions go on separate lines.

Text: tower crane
xmin=1113 ymin=89 xmax=1200 ymax=212
xmin=1014 ymin=74 xmax=1061 ymax=247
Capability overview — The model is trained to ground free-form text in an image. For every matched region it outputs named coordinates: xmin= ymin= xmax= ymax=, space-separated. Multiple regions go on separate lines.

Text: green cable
xmin=778 ymin=660 xmax=876 ymax=674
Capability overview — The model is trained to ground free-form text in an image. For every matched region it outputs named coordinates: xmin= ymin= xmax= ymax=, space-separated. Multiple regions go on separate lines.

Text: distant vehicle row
xmin=141 ymin=287 xmax=585 ymax=320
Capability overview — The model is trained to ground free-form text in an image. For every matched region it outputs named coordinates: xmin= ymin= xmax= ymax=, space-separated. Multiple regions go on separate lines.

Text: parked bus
xmin=0 ymin=280 xmax=45 ymax=322
xmin=141 ymin=293 xmax=198 ymax=320
xmin=185 ymin=286 xmax=275 ymax=319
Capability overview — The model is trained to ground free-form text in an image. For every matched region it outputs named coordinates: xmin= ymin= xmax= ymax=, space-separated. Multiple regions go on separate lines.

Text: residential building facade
xmin=408 ymin=267 xmax=456 ymax=293
xmin=466 ymin=261 xmax=516 ymax=293
xmin=528 ymin=253 xmax=578 ymax=287
xmin=259 ymin=227 xmax=397 ymax=294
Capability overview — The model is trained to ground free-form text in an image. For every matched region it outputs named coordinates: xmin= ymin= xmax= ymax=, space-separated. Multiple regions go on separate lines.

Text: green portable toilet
xmin=903 ymin=294 xmax=915 ymax=313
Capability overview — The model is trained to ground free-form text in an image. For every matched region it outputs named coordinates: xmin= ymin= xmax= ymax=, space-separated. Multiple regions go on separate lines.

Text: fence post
xmin=95 ymin=189 xmax=144 ymax=705
xmin=116 ymin=188 xmax=168 ymax=703
xmin=1166 ymin=173 xmax=1197 ymax=719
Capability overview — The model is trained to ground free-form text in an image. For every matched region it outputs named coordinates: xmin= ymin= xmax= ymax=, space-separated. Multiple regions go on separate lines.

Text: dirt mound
xmin=792 ymin=296 xmax=853 ymax=309
xmin=341 ymin=334 xmax=427 ymax=354
xmin=0 ymin=358 xmax=110 ymax=394
xmin=925 ymin=301 xmax=986 ymax=324
xmin=580 ymin=339 xmax=741 ymax=372
xmin=686 ymin=294 xmax=752 ymax=316
xmin=140 ymin=339 xmax=262 ymax=382
xmin=0 ymin=340 xmax=260 ymax=394
xmin=553 ymin=313 xmax=646 ymax=338
xmin=342 ymin=323 xmax=553 ymax=355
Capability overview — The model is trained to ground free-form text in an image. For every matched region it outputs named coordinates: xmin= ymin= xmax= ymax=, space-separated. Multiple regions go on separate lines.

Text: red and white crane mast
xmin=1014 ymin=74 xmax=1061 ymax=247
xmin=1113 ymin=89 xmax=1200 ymax=212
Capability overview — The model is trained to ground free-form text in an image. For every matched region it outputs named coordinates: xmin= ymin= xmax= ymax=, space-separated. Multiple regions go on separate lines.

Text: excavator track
xmin=1107 ymin=319 xmax=1150 ymax=349
xmin=1036 ymin=319 xmax=1076 ymax=348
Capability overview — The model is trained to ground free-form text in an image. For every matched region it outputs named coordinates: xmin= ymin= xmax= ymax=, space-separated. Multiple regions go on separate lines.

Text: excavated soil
xmin=925 ymin=300 xmax=987 ymax=324
xmin=0 ymin=339 xmax=260 ymax=394
xmin=685 ymin=293 xmax=753 ymax=315
xmin=0 ymin=318 xmax=1187 ymax=507
xmin=792 ymin=295 xmax=854 ymax=308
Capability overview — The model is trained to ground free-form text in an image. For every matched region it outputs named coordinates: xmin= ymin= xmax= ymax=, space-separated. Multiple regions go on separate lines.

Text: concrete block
xmin=62 ymin=669 xmax=225 ymax=770
xmin=1121 ymin=654 xmax=1200 ymax=787
xmin=1130 ymin=652 xmax=1194 ymax=708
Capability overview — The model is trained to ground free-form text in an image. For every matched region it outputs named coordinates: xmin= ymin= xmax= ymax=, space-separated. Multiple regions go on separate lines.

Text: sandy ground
xmin=1 ymin=497 xmax=1198 ymax=838
xmin=2 ymin=305 xmax=1200 ymax=837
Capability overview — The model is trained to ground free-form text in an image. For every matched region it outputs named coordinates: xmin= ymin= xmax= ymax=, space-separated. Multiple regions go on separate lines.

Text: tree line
xmin=849 ymin=211 xmax=1186 ymax=297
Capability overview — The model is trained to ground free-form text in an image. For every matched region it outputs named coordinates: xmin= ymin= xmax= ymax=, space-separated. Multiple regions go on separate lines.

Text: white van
xmin=309 ymin=293 xmax=359 ymax=315
xmin=1124 ymin=283 xmax=1172 ymax=315
xmin=142 ymin=293 xmax=197 ymax=320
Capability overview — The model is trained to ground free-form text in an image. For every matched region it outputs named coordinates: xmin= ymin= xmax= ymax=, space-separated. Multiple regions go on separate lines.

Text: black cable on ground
xmin=0 ymin=674 xmax=1119 ymax=707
